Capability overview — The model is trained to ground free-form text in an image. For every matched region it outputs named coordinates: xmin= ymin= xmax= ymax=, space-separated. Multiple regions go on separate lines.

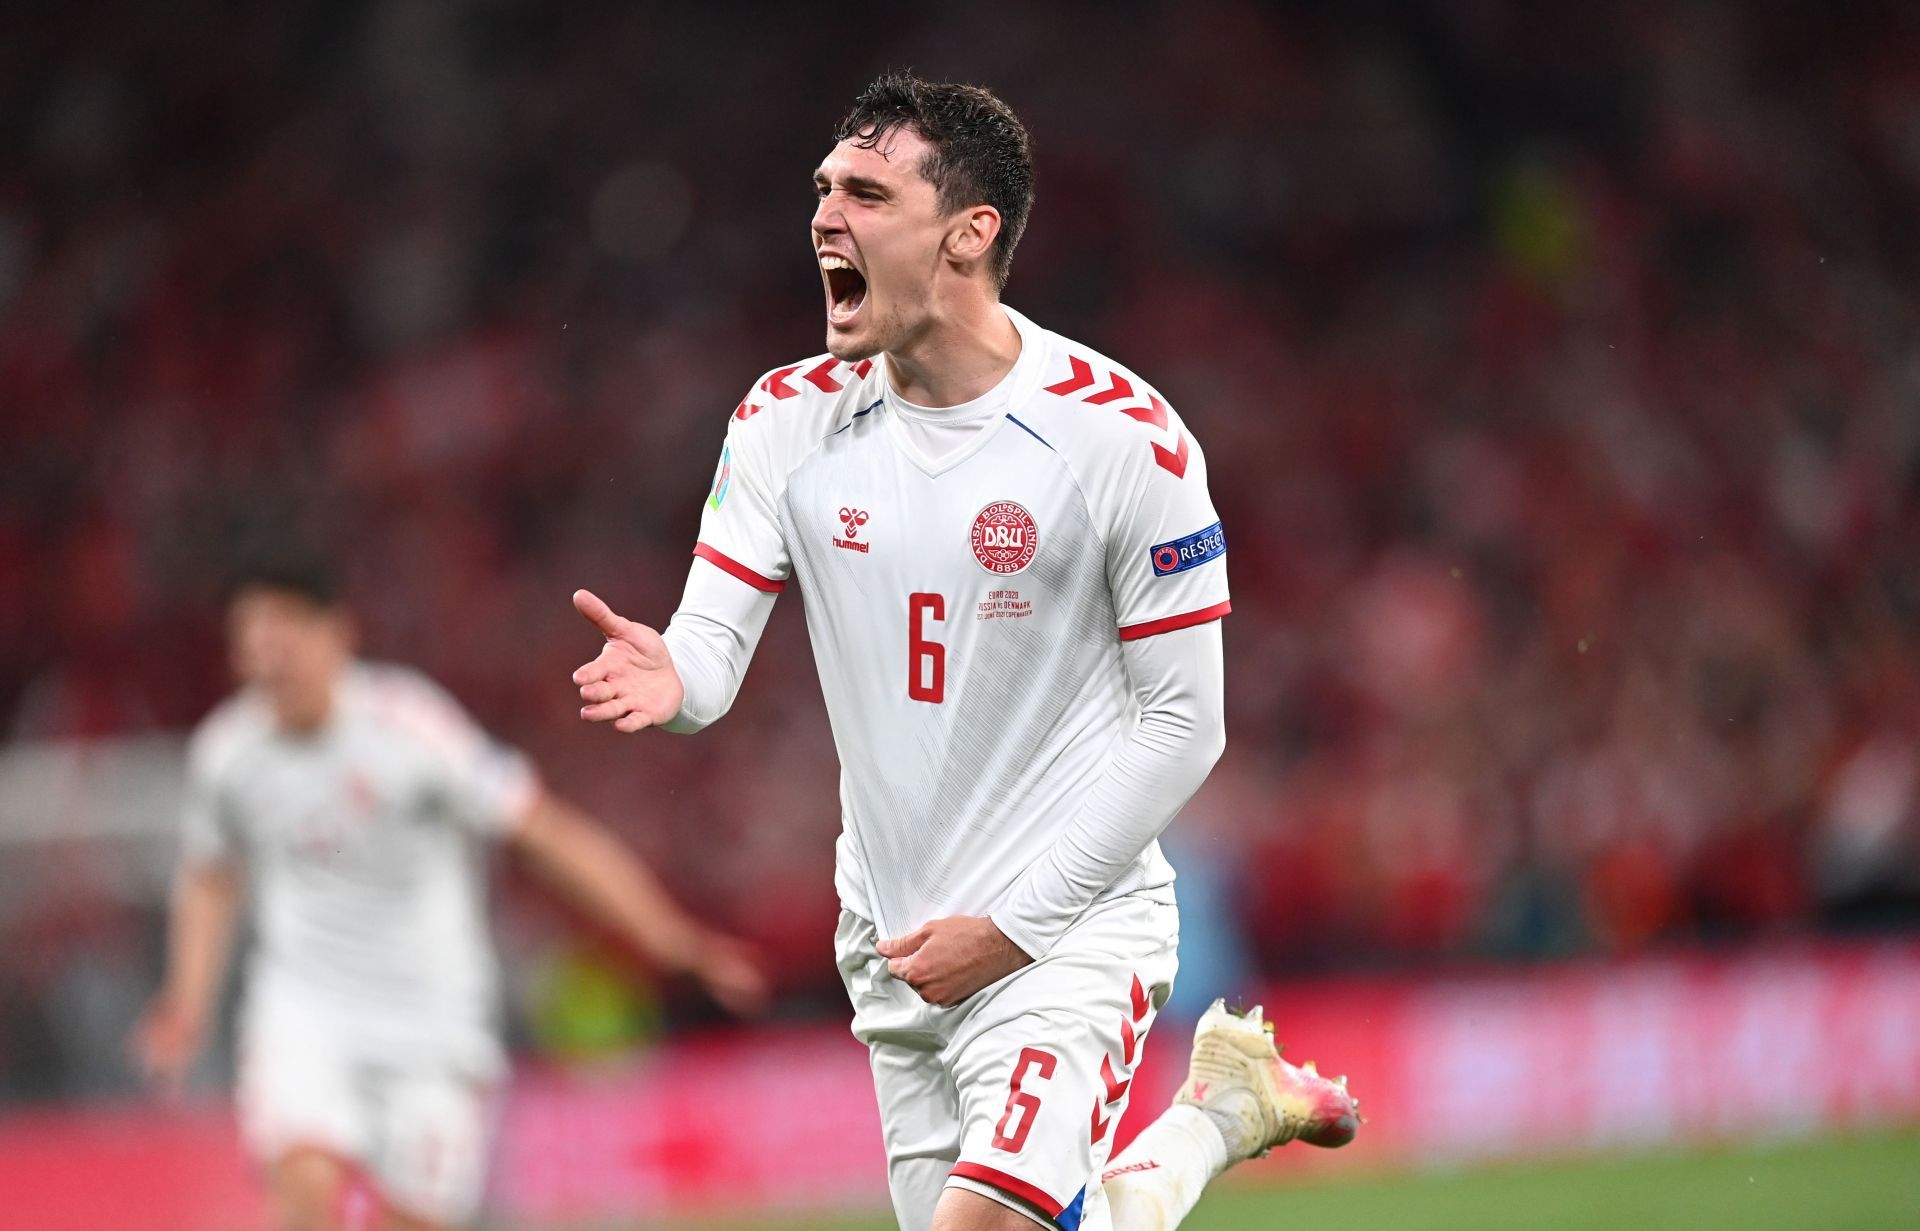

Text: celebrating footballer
xmin=571 ymin=75 xmax=1358 ymax=1231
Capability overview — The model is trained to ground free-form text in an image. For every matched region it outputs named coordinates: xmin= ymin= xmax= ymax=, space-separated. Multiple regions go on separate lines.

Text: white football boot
xmin=1174 ymin=999 xmax=1360 ymax=1159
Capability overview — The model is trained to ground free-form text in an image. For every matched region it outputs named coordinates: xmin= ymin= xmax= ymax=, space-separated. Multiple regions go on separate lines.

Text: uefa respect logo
xmin=1149 ymin=520 xmax=1225 ymax=576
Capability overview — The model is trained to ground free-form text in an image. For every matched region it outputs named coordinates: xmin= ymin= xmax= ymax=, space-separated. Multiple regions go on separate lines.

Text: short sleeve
xmin=691 ymin=392 xmax=792 ymax=592
xmin=437 ymin=730 xmax=538 ymax=838
xmin=178 ymin=736 xmax=239 ymax=867
xmin=1104 ymin=421 xmax=1231 ymax=640
xmin=388 ymin=674 xmax=540 ymax=838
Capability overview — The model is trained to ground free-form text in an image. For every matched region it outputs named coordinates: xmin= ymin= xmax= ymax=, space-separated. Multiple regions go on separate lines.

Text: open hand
xmin=690 ymin=933 xmax=773 ymax=1017
xmin=878 ymin=916 xmax=1033 ymax=1007
xmin=129 ymin=997 xmax=204 ymax=1099
xmin=572 ymin=589 xmax=684 ymax=732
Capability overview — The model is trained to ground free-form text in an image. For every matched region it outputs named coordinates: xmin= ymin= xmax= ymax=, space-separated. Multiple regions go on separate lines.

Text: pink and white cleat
xmin=1174 ymin=999 xmax=1360 ymax=1159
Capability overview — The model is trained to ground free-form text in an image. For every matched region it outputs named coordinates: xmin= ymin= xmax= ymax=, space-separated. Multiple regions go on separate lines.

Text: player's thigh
xmin=868 ymin=1034 xmax=969 ymax=1231
xmin=380 ymin=1200 xmax=456 ymax=1231
xmin=932 ymin=1182 xmax=1060 ymax=1231
xmin=367 ymin=1066 xmax=497 ymax=1230
xmin=237 ymin=997 xmax=371 ymax=1175
xmin=840 ymin=909 xmax=963 ymax=1230
xmin=946 ymin=897 xmax=1177 ymax=1227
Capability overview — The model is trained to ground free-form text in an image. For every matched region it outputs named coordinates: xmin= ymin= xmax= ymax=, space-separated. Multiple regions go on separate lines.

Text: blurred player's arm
xmin=507 ymin=790 xmax=769 ymax=1014
xmin=134 ymin=859 xmax=242 ymax=1094
xmin=882 ymin=622 xmax=1225 ymax=1004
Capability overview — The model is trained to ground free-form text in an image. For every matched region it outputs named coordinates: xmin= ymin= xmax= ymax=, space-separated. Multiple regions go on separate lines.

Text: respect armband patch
xmin=1149 ymin=521 xmax=1226 ymax=576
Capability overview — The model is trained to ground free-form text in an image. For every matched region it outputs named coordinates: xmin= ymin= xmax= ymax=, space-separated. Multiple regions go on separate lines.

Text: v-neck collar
xmin=877 ymin=305 xmax=1049 ymax=478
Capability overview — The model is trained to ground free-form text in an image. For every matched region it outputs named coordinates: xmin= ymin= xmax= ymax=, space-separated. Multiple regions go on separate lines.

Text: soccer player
xmin=134 ymin=557 xmax=769 ymax=1231
xmin=570 ymin=75 xmax=1358 ymax=1231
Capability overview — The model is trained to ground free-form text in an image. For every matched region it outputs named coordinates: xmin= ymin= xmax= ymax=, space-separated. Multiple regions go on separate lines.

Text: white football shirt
xmin=689 ymin=307 xmax=1230 ymax=944
xmin=181 ymin=661 xmax=537 ymax=1072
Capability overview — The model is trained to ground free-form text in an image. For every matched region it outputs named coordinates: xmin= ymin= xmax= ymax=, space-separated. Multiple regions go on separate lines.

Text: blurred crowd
xmin=4 ymin=1 xmax=1920 ymax=1101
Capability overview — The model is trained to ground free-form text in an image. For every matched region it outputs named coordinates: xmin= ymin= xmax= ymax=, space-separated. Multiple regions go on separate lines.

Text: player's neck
xmin=270 ymin=669 xmax=343 ymax=735
xmin=884 ymin=295 xmax=1021 ymax=408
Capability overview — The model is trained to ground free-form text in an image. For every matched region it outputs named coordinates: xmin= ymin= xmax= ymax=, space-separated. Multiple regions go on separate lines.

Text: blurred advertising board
xmin=2 ymin=940 xmax=1916 ymax=1229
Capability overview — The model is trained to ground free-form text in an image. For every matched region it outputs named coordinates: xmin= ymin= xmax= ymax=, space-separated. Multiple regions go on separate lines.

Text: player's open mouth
xmin=821 ymin=254 xmax=867 ymax=326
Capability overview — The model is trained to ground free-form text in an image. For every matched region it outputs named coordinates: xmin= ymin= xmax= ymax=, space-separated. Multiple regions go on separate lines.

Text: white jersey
xmin=181 ymin=661 xmax=537 ymax=1073
xmin=690 ymin=306 xmax=1229 ymax=943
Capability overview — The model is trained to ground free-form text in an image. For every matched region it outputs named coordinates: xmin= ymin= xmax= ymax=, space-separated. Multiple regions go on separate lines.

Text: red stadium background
xmin=3 ymin=1 xmax=1918 ymax=1227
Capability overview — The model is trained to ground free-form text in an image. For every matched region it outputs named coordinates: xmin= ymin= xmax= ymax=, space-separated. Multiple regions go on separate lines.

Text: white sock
xmin=1100 ymin=1104 xmax=1232 ymax=1231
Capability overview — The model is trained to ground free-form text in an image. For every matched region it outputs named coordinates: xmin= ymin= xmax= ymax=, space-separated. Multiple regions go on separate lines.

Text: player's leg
xmin=237 ymin=997 xmax=373 ymax=1231
xmin=941 ymin=894 xmax=1181 ymax=1231
xmin=870 ymin=1031 xmax=968 ymax=1230
xmin=267 ymin=1147 xmax=355 ymax=1231
xmin=381 ymin=1207 xmax=453 ymax=1231
xmin=366 ymin=1065 xmax=497 ymax=1231
xmin=931 ymin=1184 xmax=1060 ymax=1231
xmin=1101 ymin=1002 xmax=1361 ymax=1230
xmin=839 ymin=909 xmax=963 ymax=1231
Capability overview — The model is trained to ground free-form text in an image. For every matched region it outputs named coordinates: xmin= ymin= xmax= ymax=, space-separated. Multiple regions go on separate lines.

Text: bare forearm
xmin=513 ymin=795 xmax=707 ymax=970
xmin=162 ymin=864 xmax=241 ymax=1026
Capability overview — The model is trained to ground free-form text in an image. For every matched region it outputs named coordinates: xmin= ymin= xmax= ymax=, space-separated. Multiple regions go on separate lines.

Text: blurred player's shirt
xmin=181 ymin=662 xmax=536 ymax=1075
xmin=691 ymin=307 xmax=1228 ymax=952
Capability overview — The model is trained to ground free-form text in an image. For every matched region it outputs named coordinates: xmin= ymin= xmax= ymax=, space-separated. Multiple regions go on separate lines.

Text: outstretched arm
xmin=508 ymin=790 xmax=770 ymax=1015
xmin=132 ymin=860 xmax=242 ymax=1094
xmin=572 ymin=559 xmax=778 ymax=734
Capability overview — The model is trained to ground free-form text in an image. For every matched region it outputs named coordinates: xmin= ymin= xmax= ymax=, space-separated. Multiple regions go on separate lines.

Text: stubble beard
xmin=826 ymin=300 xmax=904 ymax=365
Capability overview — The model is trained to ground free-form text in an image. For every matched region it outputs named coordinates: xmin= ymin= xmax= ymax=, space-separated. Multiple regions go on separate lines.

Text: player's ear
xmin=946 ymin=204 xmax=1002 ymax=268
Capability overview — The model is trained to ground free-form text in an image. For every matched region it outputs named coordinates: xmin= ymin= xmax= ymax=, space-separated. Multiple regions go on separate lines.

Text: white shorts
xmin=837 ymin=893 xmax=1178 ymax=1231
xmin=236 ymin=995 xmax=498 ymax=1227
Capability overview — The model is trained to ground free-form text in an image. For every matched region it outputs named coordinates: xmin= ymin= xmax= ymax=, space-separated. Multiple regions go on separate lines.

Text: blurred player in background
xmin=570 ymin=75 xmax=1356 ymax=1231
xmin=133 ymin=555 xmax=768 ymax=1231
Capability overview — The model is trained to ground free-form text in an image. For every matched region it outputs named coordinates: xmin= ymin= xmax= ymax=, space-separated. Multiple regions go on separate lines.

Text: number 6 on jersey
xmin=908 ymin=593 xmax=945 ymax=703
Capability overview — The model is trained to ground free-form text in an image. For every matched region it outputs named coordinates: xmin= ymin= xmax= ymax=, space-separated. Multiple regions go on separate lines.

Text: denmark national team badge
xmin=970 ymin=501 xmax=1038 ymax=575
xmin=1150 ymin=520 xmax=1226 ymax=576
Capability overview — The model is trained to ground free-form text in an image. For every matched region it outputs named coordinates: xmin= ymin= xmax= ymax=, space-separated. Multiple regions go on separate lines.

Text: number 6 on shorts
xmin=990 ymin=1047 xmax=1057 ymax=1152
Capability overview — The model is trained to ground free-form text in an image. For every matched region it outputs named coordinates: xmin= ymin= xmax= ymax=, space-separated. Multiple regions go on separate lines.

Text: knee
xmin=930 ymin=1185 xmax=1047 ymax=1231
xmin=271 ymin=1149 xmax=349 ymax=1231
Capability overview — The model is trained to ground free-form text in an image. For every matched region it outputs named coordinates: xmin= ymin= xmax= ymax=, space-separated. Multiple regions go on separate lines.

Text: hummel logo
xmin=834 ymin=507 xmax=871 ymax=554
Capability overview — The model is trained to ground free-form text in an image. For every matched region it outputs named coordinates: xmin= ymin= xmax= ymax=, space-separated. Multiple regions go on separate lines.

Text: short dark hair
xmin=225 ymin=547 xmax=340 ymax=609
xmin=834 ymin=73 xmax=1034 ymax=291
